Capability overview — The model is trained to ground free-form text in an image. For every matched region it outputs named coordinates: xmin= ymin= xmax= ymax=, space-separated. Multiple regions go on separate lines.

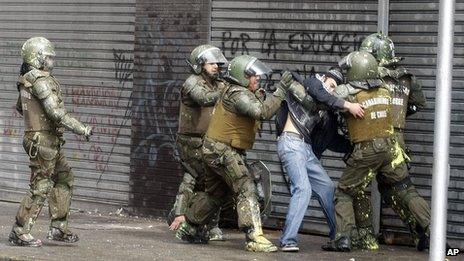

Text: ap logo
xmin=447 ymin=248 xmax=460 ymax=256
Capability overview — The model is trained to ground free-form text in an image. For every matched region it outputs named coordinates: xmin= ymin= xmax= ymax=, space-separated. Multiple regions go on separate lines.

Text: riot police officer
xmin=359 ymin=33 xmax=430 ymax=251
xmin=168 ymin=44 xmax=228 ymax=241
xmin=327 ymin=51 xmax=411 ymax=251
xmin=9 ymin=37 xmax=92 ymax=247
xmin=178 ymin=55 xmax=293 ymax=252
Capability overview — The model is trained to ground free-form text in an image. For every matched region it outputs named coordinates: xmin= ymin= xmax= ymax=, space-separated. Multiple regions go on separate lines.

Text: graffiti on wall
xmin=69 ymin=48 xmax=133 ymax=178
xmin=221 ymin=30 xmax=363 ymax=60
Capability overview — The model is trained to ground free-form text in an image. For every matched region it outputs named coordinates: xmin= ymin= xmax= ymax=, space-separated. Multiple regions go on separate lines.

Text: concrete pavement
xmin=0 ymin=201 xmax=455 ymax=261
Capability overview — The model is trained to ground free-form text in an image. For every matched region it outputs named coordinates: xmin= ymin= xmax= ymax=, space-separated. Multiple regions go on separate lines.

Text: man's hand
xmin=345 ymin=102 xmax=365 ymax=118
xmin=169 ymin=215 xmax=186 ymax=231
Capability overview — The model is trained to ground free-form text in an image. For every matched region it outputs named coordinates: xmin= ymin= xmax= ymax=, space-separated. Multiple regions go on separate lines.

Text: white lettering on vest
xmin=370 ymin=110 xmax=387 ymax=120
xmin=361 ymin=97 xmax=390 ymax=108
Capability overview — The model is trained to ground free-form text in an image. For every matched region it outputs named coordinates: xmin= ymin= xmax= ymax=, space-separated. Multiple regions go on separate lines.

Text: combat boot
xmin=355 ymin=227 xmax=379 ymax=250
xmin=8 ymin=231 xmax=42 ymax=247
xmin=47 ymin=227 xmax=79 ymax=243
xmin=209 ymin=226 xmax=225 ymax=241
xmin=176 ymin=222 xmax=209 ymax=244
xmin=245 ymin=228 xmax=277 ymax=252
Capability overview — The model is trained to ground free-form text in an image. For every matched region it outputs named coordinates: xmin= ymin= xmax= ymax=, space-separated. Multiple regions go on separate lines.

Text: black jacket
xmin=275 ymin=75 xmax=351 ymax=159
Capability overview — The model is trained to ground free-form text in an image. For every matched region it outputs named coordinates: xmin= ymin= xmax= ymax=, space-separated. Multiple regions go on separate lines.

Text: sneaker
xmin=281 ymin=244 xmax=299 ymax=252
xmin=47 ymin=227 xmax=79 ymax=243
xmin=8 ymin=231 xmax=42 ymax=247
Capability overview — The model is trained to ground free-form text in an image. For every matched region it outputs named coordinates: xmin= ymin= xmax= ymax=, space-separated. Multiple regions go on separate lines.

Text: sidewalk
xmin=0 ymin=201 xmax=449 ymax=261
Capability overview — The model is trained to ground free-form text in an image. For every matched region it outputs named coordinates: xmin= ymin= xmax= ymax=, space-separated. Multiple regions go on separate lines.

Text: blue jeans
xmin=277 ymin=132 xmax=336 ymax=246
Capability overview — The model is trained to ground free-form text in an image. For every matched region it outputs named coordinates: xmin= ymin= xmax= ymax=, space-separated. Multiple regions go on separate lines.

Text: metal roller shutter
xmin=386 ymin=0 xmax=464 ymax=247
xmin=0 ymin=0 xmax=134 ymax=207
xmin=131 ymin=0 xmax=211 ymax=214
xmin=211 ymin=0 xmax=378 ymax=236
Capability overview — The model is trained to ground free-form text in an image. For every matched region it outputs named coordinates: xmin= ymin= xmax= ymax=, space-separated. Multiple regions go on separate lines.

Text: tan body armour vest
xmin=206 ymin=86 xmax=258 ymax=150
xmin=18 ymin=73 xmax=62 ymax=132
xmin=346 ymin=86 xmax=393 ymax=143
xmin=383 ymin=76 xmax=410 ymax=130
xmin=178 ymin=76 xmax=223 ymax=136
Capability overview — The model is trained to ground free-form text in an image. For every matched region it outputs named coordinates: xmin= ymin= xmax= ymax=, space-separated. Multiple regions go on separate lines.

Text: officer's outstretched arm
xmin=32 ymin=78 xmax=91 ymax=137
xmin=232 ymin=90 xmax=284 ymax=120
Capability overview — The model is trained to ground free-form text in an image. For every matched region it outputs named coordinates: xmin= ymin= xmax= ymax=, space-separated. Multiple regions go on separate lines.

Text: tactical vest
xmin=178 ymin=76 xmax=223 ymax=135
xmin=346 ymin=86 xmax=393 ymax=143
xmin=18 ymin=72 xmax=61 ymax=132
xmin=206 ymin=87 xmax=258 ymax=150
xmin=381 ymin=66 xmax=411 ymax=130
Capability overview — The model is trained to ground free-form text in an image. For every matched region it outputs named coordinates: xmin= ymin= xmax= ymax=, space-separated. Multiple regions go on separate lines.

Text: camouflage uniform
xmin=168 ymin=45 xmax=229 ymax=241
xmin=183 ymin=55 xmax=292 ymax=252
xmin=10 ymin=37 xmax=92 ymax=247
xmin=359 ymin=33 xmax=430 ymax=250
xmin=329 ymin=51 xmax=411 ymax=251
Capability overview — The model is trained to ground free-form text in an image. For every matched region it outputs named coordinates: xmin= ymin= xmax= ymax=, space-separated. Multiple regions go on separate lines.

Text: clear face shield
xmin=42 ymin=55 xmax=55 ymax=71
xmin=198 ymin=47 xmax=228 ymax=78
xmin=245 ymin=58 xmax=273 ymax=90
xmin=39 ymin=48 xmax=56 ymax=72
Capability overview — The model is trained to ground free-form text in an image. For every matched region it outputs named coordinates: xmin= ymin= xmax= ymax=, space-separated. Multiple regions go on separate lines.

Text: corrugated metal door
xmin=385 ymin=0 xmax=464 ymax=247
xmin=211 ymin=0 xmax=378 ymax=236
xmin=131 ymin=0 xmax=210 ymax=215
xmin=0 ymin=0 xmax=134 ymax=207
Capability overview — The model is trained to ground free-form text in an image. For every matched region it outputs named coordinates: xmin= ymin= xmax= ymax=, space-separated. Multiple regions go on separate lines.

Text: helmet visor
xmin=198 ymin=47 xmax=228 ymax=65
xmin=338 ymin=52 xmax=353 ymax=70
xmin=245 ymin=58 xmax=272 ymax=77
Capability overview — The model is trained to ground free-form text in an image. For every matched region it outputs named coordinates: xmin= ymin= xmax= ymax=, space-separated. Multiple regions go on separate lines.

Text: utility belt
xmin=177 ymin=132 xmax=203 ymax=138
xmin=204 ymin=136 xmax=247 ymax=156
xmin=353 ymin=136 xmax=396 ymax=151
xmin=176 ymin=133 xmax=204 ymax=148
xmin=23 ymin=131 xmax=63 ymax=160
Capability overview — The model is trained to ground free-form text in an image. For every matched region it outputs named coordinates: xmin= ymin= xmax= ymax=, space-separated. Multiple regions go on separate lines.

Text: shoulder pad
xmin=225 ymin=84 xmax=251 ymax=103
xmin=335 ymin=83 xmax=362 ymax=98
xmin=227 ymin=84 xmax=246 ymax=94
xmin=32 ymin=76 xmax=54 ymax=99
xmin=18 ymin=75 xmax=32 ymax=88
xmin=24 ymin=69 xmax=50 ymax=85
xmin=334 ymin=84 xmax=350 ymax=99
xmin=183 ymin=74 xmax=205 ymax=94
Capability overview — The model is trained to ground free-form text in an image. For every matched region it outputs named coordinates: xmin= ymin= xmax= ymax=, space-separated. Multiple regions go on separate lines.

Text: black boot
xmin=322 ymin=236 xmax=351 ymax=252
xmin=47 ymin=227 xmax=79 ymax=243
xmin=176 ymin=222 xmax=209 ymax=244
xmin=336 ymin=236 xmax=352 ymax=252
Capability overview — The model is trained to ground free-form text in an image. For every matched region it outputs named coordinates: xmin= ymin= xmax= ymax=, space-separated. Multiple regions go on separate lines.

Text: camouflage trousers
xmin=335 ymin=136 xmax=409 ymax=238
xmin=185 ymin=137 xmax=261 ymax=232
xmin=373 ymin=131 xmax=431 ymax=243
xmin=13 ymin=131 xmax=74 ymax=236
xmin=169 ymin=134 xmax=207 ymax=218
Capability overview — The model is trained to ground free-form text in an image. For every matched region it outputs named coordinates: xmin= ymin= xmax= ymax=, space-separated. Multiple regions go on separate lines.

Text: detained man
xmin=275 ymin=68 xmax=364 ymax=252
